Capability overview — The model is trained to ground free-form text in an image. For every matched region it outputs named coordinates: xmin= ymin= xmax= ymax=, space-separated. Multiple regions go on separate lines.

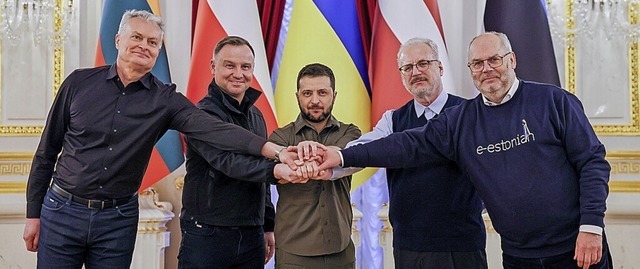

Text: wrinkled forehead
xmin=123 ymin=18 xmax=163 ymax=39
xmin=468 ymin=35 xmax=506 ymax=61
xmin=399 ymin=43 xmax=436 ymax=64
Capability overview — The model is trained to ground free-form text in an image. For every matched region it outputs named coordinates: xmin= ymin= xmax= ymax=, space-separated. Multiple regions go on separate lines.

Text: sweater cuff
xmin=580 ymin=213 xmax=605 ymax=228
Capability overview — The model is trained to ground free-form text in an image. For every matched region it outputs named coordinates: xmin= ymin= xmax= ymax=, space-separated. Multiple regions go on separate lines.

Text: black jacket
xmin=181 ymin=80 xmax=275 ymax=231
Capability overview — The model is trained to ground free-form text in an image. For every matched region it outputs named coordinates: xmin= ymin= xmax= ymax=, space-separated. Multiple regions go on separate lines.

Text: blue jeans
xmin=178 ymin=218 xmax=265 ymax=269
xmin=502 ymin=235 xmax=613 ymax=269
xmin=37 ymin=188 xmax=139 ymax=269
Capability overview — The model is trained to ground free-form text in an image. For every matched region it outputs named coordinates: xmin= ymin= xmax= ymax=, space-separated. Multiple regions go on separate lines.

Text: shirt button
xmin=113 ymin=129 xmax=117 ymax=133
xmin=122 ymin=92 xmax=126 ymax=95
xmin=104 ymin=167 xmax=108 ymax=170
xmin=117 ymin=110 xmax=121 ymax=114
xmin=99 ymin=186 xmax=103 ymax=189
xmin=109 ymin=147 xmax=113 ymax=151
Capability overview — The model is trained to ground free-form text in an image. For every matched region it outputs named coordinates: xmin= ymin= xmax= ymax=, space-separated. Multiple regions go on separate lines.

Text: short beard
xmin=300 ymin=104 xmax=333 ymax=123
xmin=302 ymin=111 xmax=331 ymax=123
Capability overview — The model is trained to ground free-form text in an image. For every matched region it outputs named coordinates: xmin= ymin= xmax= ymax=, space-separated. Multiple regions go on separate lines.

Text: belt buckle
xmin=88 ymin=200 xmax=105 ymax=209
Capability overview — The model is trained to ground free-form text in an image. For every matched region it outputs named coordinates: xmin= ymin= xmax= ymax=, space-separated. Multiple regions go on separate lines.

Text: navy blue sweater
xmin=343 ymin=81 xmax=610 ymax=258
xmin=388 ymin=95 xmax=485 ymax=252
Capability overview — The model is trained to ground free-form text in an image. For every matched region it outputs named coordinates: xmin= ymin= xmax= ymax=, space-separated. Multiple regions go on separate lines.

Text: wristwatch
xmin=274 ymin=147 xmax=284 ymax=163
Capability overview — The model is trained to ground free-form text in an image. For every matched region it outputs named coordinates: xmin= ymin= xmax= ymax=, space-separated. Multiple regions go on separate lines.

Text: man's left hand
xmin=264 ymin=231 xmax=275 ymax=264
xmin=574 ymin=231 xmax=602 ymax=269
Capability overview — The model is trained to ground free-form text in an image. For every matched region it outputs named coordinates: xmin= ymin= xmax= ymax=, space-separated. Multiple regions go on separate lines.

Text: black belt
xmin=50 ymin=183 xmax=133 ymax=210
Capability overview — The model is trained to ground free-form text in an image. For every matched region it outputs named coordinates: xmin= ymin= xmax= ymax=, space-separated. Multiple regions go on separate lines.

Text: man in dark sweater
xmin=332 ymin=37 xmax=486 ymax=269
xmin=319 ymin=32 xmax=612 ymax=269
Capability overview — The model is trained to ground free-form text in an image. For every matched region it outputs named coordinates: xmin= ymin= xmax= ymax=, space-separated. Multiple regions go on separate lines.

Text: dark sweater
xmin=388 ymin=95 xmax=485 ymax=252
xmin=343 ymin=80 xmax=610 ymax=258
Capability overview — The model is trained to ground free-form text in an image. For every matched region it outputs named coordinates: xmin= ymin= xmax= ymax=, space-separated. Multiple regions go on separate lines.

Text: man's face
xmin=296 ymin=76 xmax=336 ymax=123
xmin=115 ymin=17 xmax=162 ymax=72
xmin=468 ymin=34 xmax=516 ymax=101
xmin=211 ymin=44 xmax=255 ymax=101
xmin=398 ymin=43 xmax=443 ymax=100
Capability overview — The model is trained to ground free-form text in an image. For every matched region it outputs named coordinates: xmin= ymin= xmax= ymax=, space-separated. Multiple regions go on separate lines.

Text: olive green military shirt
xmin=269 ymin=114 xmax=361 ymax=256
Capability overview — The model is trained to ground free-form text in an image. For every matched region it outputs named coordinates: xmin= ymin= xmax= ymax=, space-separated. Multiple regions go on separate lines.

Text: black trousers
xmin=393 ymin=248 xmax=488 ymax=269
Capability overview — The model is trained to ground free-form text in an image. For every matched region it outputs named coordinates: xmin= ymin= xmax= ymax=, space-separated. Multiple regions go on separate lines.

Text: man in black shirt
xmin=178 ymin=36 xmax=279 ymax=268
xmin=23 ymin=10 xmax=296 ymax=269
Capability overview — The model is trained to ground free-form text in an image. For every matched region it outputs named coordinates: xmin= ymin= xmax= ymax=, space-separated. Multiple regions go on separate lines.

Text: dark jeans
xmin=502 ymin=235 xmax=613 ymax=269
xmin=393 ymin=248 xmax=488 ymax=269
xmin=37 ymin=188 xmax=139 ymax=269
xmin=178 ymin=218 xmax=265 ymax=269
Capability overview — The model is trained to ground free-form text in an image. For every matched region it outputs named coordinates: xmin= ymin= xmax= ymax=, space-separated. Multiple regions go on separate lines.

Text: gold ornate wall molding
xmin=0 ymin=152 xmax=33 ymax=178
xmin=563 ymin=1 xmax=640 ymax=135
xmin=0 ymin=181 xmax=27 ymax=194
xmin=606 ymin=151 xmax=640 ymax=192
xmin=0 ymin=0 xmax=65 ymax=137
xmin=0 ymin=153 xmax=32 ymax=193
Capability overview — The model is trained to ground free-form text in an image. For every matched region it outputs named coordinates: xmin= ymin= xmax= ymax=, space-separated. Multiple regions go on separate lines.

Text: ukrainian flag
xmin=95 ymin=0 xmax=184 ymax=191
xmin=274 ymin=0 xmax=372 ymax=189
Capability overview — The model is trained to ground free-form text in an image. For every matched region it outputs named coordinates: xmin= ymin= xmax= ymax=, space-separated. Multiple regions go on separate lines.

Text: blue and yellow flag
xmin=274 ymin=0 xmax=372 ymax=189
xmin=95 ymin=0 xmax=184 ymax=191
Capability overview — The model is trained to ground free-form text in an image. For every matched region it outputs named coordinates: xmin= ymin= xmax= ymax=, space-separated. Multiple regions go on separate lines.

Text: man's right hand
xmin=274 ymin=163 xmax=308 ymax=184
xmin=23 ymin=218 xmax=40 ymax=252
xmin=317 ymin=147 xmax=342 ymax=171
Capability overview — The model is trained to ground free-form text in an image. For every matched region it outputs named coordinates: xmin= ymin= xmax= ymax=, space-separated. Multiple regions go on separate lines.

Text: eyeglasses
xmin=398 ymin=59 xmax=439 ymax=75
xmin=467 ymin=52 xmax=512 ymax=72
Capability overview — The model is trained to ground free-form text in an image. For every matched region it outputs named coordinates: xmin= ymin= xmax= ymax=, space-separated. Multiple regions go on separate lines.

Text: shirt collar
xmin=482 ymin=79 xmax=519 ymax=106
xmin=413 ymin=88 xmax=449 ymax=118
xmin=293 ymin=113 xmax=340 ymax=134
xmin=107 ymin=63 xmax=153 ymax=90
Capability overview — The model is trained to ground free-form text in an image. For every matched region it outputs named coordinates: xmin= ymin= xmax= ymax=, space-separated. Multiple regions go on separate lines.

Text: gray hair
xmin=469 ymin=31 xmax=512 ymax=52
xmin=118 ymin=9 xmax=165 ymax=40
xmin=397 ymin=37 xmax=440 ymax=65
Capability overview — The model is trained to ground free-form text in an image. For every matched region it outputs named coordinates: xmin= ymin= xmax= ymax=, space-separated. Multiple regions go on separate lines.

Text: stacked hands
xmin=273 ymin=141 xmax=341 ymax=184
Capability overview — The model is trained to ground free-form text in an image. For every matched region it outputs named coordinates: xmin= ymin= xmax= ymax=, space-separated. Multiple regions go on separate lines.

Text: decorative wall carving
xmin=563 ymin=1 xmax=640 ymax=135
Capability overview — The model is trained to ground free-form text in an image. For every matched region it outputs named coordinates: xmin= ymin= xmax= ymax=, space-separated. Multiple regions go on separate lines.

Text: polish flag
xmin=187 ymin=0 xmax=278 ymax=133
xmin=369 ymin=0 xmax=454 ymax=124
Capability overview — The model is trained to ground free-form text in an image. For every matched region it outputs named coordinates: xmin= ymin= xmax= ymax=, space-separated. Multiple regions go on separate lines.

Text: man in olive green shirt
xmin=269 ymin=63 xmax=361 ymax=269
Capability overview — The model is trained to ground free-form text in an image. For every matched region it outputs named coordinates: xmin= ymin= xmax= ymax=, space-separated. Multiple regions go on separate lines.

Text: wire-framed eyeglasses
xmin=398 ymin=59 xmax=439 ymax=75
xmin=467 ymin=52 xmax=512 ymax=72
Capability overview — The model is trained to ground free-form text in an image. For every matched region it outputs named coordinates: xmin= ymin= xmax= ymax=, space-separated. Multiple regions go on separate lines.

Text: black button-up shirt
xmin=27 ymin=65 xmax=266 ymax=218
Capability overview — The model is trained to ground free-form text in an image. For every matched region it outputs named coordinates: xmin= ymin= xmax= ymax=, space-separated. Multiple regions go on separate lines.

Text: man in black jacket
xmin=178 ymin=36 xmax=282 ymax=268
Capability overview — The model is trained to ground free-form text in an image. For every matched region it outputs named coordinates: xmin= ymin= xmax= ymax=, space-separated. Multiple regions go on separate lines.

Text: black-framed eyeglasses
xmin=398 ymin=59 xmax=439 ymax=75
xmin=467 ymin=52 xmax=512 ymax=72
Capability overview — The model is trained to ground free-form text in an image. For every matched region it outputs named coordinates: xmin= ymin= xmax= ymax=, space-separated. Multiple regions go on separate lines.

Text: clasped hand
xmin=273 ymin=141 xmax=334 ymax=184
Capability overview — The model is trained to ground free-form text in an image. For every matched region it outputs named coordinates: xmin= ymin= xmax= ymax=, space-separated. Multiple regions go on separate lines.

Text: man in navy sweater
xmin=319 ymin=32 xmax=612 ymax=269
xmin=332 ymin=37 xmax=486 ymax=268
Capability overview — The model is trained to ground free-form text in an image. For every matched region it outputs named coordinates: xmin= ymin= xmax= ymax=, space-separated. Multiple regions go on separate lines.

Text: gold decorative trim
xmin=610 ymin=162 xmax=640 ymax=174
xmin=0 ymin=181 xmax=27 ymax=194
xmin=0 ymin=126 xmax=45 ymax=136
xmin=0 ymin=163 xmax=31 ymax=176
xmin=607 ymin=151 xmax=640 ymax=159
xmin=610 ymin=181 xmax=640 ymax=193
xmin=0 ymin=152 xmax=33 ymax=176
xmin=0 ymin=152 xmax=33 ymax=160
xmin=0 ymin=0 xmax=64 ymax=136
xmin=564 ymin=1 xmax=640 ymax=135
xmin=53 ymin=0 xmax=64 ymax=96
xmin=565 ymin=0 xmax=577 ymax=95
